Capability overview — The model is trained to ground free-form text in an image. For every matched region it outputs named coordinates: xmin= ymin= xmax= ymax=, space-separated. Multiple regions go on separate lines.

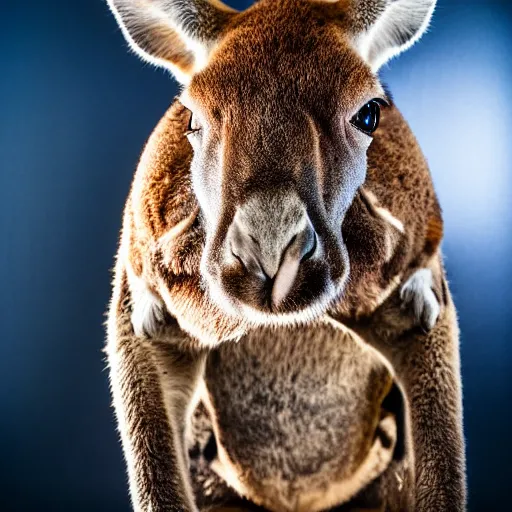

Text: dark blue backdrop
xmin=1 ymin=0 xmax=510 ymax=510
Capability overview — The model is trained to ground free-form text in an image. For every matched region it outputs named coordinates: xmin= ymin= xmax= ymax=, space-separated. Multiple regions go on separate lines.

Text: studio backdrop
xmin=1 ymin=0 xmax=511 ymax=510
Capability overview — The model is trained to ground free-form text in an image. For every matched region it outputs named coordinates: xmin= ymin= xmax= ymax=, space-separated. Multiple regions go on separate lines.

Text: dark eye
xmin=186 ymin=112 xmax=201 ymax=135
xmin=351 ymin=100 xmax=382 ymax=135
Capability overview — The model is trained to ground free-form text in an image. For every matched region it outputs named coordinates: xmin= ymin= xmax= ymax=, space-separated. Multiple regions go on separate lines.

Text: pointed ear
xmin=351 ymin=0 xmax=436 ymax=72
xmin=106 ymin=0 xmax=236 ymax=84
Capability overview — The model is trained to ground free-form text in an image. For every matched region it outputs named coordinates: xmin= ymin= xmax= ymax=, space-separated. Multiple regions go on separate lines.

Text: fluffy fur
xmin=105 ymin=0 xmax=465 ymax=510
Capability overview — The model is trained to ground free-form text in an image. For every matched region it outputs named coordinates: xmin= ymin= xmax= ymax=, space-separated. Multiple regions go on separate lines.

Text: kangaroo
xmin=105 ymin=1 xmax=465 ymax=511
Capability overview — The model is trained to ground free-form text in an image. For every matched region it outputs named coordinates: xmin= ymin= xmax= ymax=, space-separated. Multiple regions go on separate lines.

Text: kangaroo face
xmin=181 ymin=9 xmax=386 ymax=321
xmin=108 ymin=0 xmax=436 ymax=325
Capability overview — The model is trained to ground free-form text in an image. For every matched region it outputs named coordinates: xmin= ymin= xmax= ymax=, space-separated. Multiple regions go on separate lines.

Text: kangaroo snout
xmin=207 ymin=188 xmax=342 ymax=319
xmin=227 ymin=198 xmax=317 ymax=307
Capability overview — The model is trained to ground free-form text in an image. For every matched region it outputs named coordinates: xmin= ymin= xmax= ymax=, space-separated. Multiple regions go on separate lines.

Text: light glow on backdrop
xmin=0 ymin=0 xmax=511 ymax=510
xmin=382 ymin=4 xmax=512 ymax=502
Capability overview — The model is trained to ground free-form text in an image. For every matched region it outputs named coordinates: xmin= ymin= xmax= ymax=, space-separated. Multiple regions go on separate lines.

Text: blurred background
xmin=1 ymin=0 xmax=510 ymax=509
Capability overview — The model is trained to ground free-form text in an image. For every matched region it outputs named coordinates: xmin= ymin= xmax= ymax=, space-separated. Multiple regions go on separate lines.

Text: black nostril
xmin=226 ymin=204 xmax=317 ymax=292
xmin=282 ymin=234 xmax=297 ymax=258
xmin=230 ymin=245 xmax=247 ymax=271
xmin=230 ymin=235 xmax=266 ymax=278
xmin=248 ymin=234 xmax=260 ymax=247
xmin=301 ymin=231 xmax=317 ymax=263
xmin=203 ymin=432 xmax=218 ymax=462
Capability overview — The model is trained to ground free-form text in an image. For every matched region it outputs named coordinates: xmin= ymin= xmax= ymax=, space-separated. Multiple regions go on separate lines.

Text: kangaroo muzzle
xmin=204 ymin=186 xmax=347 ymax=320
xmin=227 ymin=197 xmax=317 ymax=308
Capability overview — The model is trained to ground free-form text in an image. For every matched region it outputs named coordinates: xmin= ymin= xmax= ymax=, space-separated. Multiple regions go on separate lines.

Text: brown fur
xmin=105 ymin=0 xmax=465 ymax=511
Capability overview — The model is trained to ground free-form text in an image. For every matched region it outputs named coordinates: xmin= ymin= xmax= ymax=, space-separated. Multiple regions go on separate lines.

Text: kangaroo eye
xmin=186 ymin=112 xmax=201 ymax=135
xmin=351 ymin=100 xmax=382 ymax=135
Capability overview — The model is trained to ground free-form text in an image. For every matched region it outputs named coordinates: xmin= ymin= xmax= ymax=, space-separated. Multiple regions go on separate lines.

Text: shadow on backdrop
xmin=1 ymin=0 xmax=510 ymax=510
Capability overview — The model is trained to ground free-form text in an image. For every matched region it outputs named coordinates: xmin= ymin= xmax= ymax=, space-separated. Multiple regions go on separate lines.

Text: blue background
xmin=1 ymin=0 xmax=510 ymax=509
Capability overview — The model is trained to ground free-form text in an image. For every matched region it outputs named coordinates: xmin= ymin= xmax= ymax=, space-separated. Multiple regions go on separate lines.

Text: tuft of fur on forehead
xmin=188 ymin=0 xmax=378 ymax=111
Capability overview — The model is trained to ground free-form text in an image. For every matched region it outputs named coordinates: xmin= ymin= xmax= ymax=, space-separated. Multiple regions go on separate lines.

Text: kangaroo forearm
xmin=399 ymin=308 xmax=466 ymax=512
xmin=108 ymin=335 xmax=198 ymax=512
xmin=380 ymin=311 xmax=465 ymax=510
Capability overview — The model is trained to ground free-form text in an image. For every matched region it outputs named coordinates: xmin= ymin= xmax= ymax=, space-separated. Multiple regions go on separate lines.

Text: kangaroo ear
xmin=351 ymin=0 xmax=436 ymax=72
xmin=107 ymin=0 xmax=236 ymax=84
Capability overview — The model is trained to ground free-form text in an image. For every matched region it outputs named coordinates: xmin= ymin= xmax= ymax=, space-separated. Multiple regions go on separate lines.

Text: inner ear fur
xmin=350 ymin=0 xmax=437 ymax=71
xmin=107 ymin=0 xmax=236 ymax=83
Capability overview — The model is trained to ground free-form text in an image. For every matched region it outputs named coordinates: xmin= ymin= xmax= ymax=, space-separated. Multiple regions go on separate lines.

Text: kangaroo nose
xmin=227 ymin=205 xmax=317 ymax=307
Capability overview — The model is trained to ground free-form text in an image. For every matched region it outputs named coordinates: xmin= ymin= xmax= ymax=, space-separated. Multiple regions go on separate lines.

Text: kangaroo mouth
xmin=203 ymin=249 xmax=348 ymax=326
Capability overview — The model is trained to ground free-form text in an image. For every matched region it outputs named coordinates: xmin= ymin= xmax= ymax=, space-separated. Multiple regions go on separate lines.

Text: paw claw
xmin=131 ymin=285 xmax=166 ymax=338
xmin=400 ymin=269 xmax=440 ymax=331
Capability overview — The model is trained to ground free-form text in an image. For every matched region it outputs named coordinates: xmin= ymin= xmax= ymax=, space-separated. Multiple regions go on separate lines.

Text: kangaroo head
xmin=109 ymin=0 xmax=436 ymax=325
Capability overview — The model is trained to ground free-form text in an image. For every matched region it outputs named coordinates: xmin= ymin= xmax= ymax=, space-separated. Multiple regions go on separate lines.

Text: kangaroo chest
xmin=191 ymin=323 xmax=401 ymax=512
